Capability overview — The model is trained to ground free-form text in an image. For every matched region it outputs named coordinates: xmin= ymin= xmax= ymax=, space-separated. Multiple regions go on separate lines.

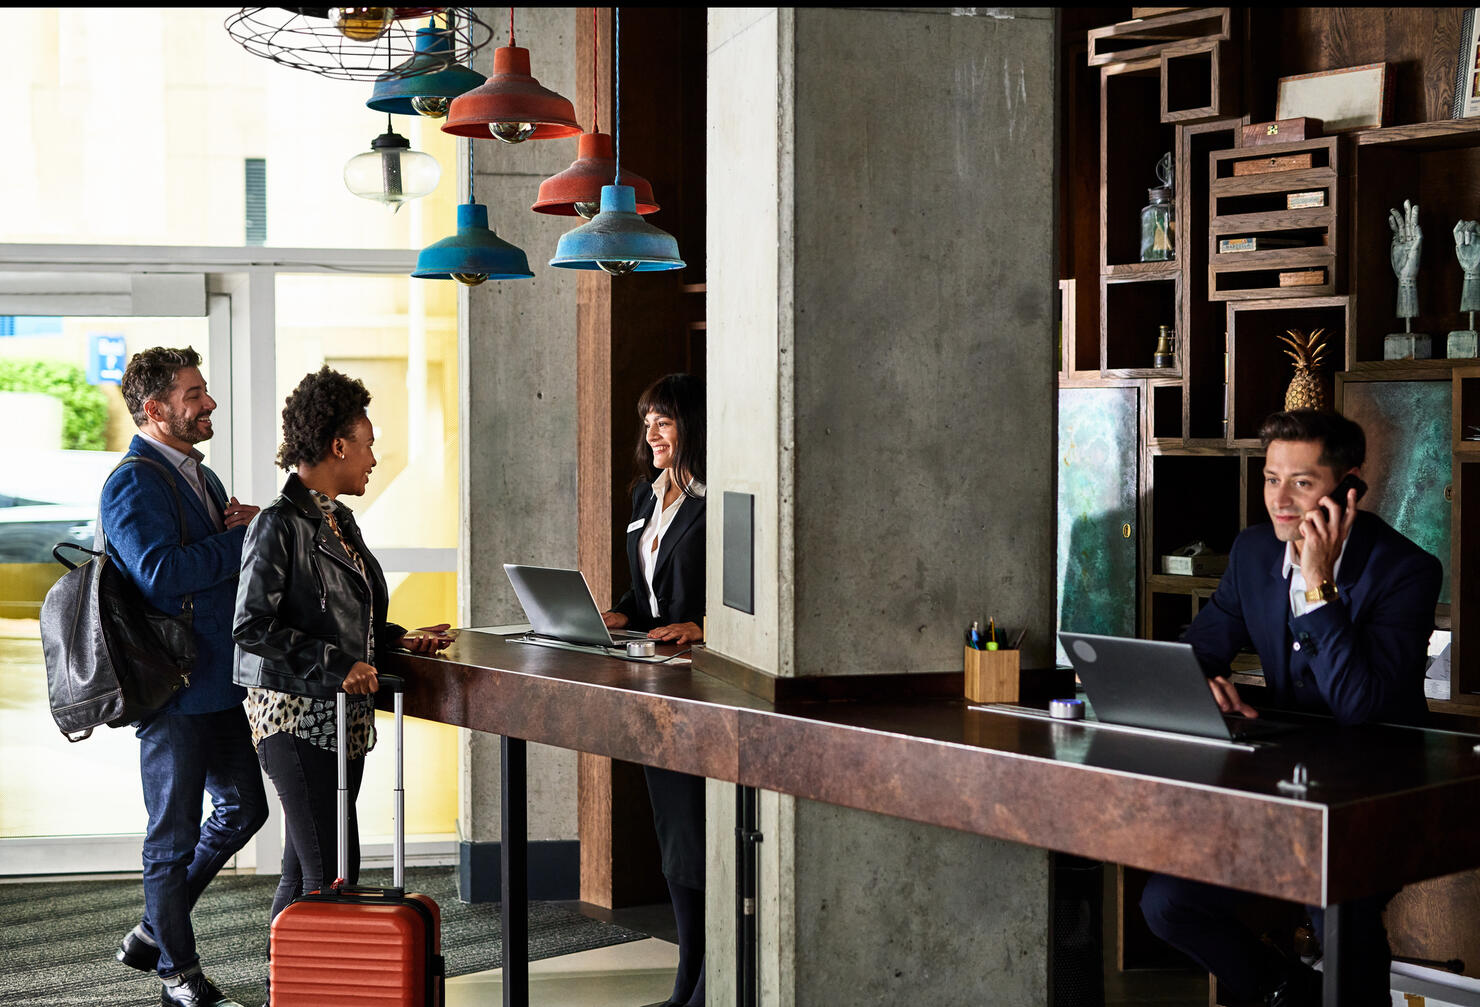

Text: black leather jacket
xmin=232 ymin=473 xmax=405 ymax=699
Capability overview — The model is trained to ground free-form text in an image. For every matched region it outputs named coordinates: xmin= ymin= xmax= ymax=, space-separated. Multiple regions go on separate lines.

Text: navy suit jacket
xmin=612 ymin=481 xmax=706 ymax=631
xmin=99 ymin=434 xmax=248 ymax=714
xmin=1184 ymin=512 xmax=1441 ymax=726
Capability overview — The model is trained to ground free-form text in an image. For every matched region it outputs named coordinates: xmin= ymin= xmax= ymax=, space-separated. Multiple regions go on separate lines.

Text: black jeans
xmin=256 ymin=731 xmax=365 ymax=921
xmin=135 ymin=706 xmax=268 ymax=977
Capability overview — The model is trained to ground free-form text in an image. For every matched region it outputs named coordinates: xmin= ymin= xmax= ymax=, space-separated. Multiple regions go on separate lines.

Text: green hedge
xmin=0 ymin=358 xmax=109 ymax=450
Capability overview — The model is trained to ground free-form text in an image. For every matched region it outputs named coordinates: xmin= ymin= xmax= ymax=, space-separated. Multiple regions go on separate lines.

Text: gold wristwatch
xmin=1304 ymin=580 xmax=1338 ymax=603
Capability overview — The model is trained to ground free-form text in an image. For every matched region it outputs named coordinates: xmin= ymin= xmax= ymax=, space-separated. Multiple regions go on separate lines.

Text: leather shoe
xmin=116 ymin=929 xmax=160 ymax=972
xmin=160 ymin=972 xmax=245 ymax=1007
xmin=1265 ymin=961 xmax=1321 ymax=1007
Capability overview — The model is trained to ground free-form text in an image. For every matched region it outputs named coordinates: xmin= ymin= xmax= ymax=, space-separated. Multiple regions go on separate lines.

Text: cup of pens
xmin=964 ymin=618 xmax=1022 ymax=703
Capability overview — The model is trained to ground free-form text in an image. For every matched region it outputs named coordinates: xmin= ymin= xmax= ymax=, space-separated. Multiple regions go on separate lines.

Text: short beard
xmin=162 ymin=404 xmax=211 ymax=444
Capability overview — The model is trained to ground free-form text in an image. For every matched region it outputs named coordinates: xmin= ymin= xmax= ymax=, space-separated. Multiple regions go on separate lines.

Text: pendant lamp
xmin=344 ymin=116 xmax=442 ymax=210
xmin=413 ymin=141 xmax=533 ymax=284
xmin=549 ymin=9 xmax=683 ymax=274
xmin=533 ymin=11 xmax=657 ymax=218
xmin=442 ymin=8 xmax=580 ymax=143
xmin=368 ymin=17 xmax=487 ymax=118
xmin=226 ymin=7 xmax=493 ymax=82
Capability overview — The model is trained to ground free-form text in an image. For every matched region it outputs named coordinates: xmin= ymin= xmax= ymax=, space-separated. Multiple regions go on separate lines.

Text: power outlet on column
xmin=723 ymin=491 xmax=755 ymax=614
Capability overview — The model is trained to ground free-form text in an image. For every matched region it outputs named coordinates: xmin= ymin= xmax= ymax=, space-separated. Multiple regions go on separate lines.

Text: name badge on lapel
xmin=626 ymin=519 xmax=646 ymax=534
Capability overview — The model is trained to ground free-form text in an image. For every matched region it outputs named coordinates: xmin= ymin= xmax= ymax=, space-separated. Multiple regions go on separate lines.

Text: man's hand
xmin=648 ymin=621 xmax=702 ymax=645
xmin=1299 ymin=486 xmax=1358 ymax=590
xmin=602 ymin=611 xmax=629 ymax=629
xmin=399 ymin=624 xmax=455 ymax=654
xmin=1208 ymin=675 xmax=1257 ymax=718
xmin=342 ymin=661 xmax=379 ymax=694
xmin=224 ymin=496 xmax=259 ymax=530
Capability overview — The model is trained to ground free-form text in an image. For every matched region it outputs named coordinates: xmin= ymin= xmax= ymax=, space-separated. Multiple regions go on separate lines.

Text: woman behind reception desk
xmin=602 ymin=373 xmax=706 ymax=1007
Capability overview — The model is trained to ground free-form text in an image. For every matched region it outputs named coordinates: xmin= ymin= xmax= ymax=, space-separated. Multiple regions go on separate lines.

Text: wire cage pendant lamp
xmin=226 ymin=7 xmax=494 ymax=82
xmin=367 ymin=13 xmax=487 ymax=118
xmin=442 ymin=7 xmax=581 ymax=143
xmin=413 ymin=139 xmax=533 ymax=284
xmin=549 ymin=8 xmax=683 ymax=273
xmin=533 ymin=8 xmax=657 ymax=218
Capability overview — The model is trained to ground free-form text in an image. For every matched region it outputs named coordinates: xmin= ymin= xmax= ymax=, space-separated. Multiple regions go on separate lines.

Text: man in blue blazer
xmin=101 ymin=347 xmax=267 ymax=1007
xmin=1141 ymin=409 xmax=1442 ymax=1007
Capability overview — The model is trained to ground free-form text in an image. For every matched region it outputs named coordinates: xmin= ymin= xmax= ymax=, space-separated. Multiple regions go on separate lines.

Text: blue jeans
xmin=136 ymin=705 xmax=268 ymax=977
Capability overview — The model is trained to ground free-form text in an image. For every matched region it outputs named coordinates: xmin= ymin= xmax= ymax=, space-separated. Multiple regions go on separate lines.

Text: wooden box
xmin=1240 ymin=117 xmax=1322 ymax=147
xmin=1232 ymin=153 xmax=1314 ymax=176
xmin=965 ymin=647 xmax=1020 ymax=703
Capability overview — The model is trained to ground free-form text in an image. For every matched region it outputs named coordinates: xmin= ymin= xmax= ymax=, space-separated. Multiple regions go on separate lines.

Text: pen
xmin=986 ymin=617 xmax=998 ymax=651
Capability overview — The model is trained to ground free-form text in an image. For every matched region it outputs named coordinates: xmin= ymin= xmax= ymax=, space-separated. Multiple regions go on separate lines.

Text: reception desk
xmin=385 ymin=631 xmax=1480 ymax=1007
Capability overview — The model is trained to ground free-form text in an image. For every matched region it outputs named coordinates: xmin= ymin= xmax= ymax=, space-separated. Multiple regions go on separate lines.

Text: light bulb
xmin=597 ymin=261 xmax=638 ymax=276
xmin=334 ymin=7 xmax=394 ymax=42
xmin=410 ymin=95 xmax=450 ymax=118
xmin=490 ymin=121 xmax=537 ymax=144
xmin=573 ymin=201 xmax=600 ymax=219
xmin=452 ymin=273 xmax=488 ymax=286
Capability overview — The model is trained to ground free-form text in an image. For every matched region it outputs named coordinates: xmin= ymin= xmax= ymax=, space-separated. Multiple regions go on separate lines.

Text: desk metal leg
xmin=1322 ymin=901 xmax=1348 ymax=1007
xmin=735 ymin=784 xmax=761 ymax=1007
xmin=501 ymin=736 xmax=528 ymax=1007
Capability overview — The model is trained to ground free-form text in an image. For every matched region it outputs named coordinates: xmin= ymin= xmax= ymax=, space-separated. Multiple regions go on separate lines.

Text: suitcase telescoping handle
xmin=337 ymin=673 xmax=407 ymax=891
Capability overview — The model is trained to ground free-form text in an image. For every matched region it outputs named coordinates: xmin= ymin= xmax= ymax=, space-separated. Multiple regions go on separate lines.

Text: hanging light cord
xmin=508 ymin=6 xmax=515 ymax=47
xmin=591 ymin=7 xmax=599 ymax=134
xmin=613 ymin=7 xmax=621 ymax=186
xmin=467 ymin=136 xmax=475 ymax=203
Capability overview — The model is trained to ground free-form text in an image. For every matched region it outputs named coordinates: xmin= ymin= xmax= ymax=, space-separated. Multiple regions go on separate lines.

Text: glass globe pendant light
xmin=343 ymin=115 xmax=441 ymax=212
xmin=442 ymin=7 xmax=580 ymax=144
xmin=413 ymin=140 xmax=533 ymax=284
xmin=367 ymin=14 xmax=486 ymax=118
xmin=549 ymin=8 xmax=683 ymax=274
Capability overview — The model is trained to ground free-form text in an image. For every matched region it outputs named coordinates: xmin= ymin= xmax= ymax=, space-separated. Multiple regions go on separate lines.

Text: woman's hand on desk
xmin=649 ymin=621 xmax=703 ymax=645
xmin=602 ymin=611 xmax=630 ymax=629
xmin=400 ymin=624 xmax=455 ymax=654
xmin=1207 ymin=675 xmax=1257 ymax=718
xmin=342 ymin=661 xmax=379 ymax=694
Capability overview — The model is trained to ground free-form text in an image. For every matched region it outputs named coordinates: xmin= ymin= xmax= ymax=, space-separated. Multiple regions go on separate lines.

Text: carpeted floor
xmin=0 ymin=868 xmax=648 ymax=1006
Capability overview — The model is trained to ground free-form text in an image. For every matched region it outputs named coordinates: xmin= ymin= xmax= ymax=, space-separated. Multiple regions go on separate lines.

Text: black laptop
xmin=1058 ymin=632 xmax=1292 ymax=743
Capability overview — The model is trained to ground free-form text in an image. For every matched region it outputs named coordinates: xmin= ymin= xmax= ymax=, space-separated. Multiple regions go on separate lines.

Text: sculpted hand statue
xmin=1455 ymin=219 xmax=1480 ymax=313
xmin=1389 ymin=200 xmax=1422 ymax=320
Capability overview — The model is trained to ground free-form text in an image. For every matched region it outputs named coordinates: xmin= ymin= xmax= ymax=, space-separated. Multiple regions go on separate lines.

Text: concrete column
xmin=457 ymin=5 xmax=581 ymax=900
xmin=707 ymin=7 xmax=1057 ymax=1003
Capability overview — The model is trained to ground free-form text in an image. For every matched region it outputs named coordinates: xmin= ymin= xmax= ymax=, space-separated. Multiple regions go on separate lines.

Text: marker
xmin=986 ymin=617 xmax=998 ymax=651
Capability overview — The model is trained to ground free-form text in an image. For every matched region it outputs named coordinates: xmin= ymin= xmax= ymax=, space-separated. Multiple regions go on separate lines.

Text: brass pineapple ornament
xmin=1278 ymin=327 xmax=1329 ymax=410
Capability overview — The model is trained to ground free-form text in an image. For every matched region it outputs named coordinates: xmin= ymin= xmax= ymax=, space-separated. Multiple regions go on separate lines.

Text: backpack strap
xmin=98 ymin=455 xmax=195 ymax=616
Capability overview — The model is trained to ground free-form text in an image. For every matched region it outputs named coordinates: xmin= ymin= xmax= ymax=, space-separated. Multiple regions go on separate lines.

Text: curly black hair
xmin=277 ymin=366 xmax=372 ymax=470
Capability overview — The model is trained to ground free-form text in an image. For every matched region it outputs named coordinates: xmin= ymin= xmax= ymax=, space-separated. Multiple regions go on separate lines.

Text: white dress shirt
xmin=639 ymin=470 xmax=706 ymax=619
xmin=139 ymin=432 xmax=224 ymax=531
xmin=1282 ymin=537 xmax=1347 ymax=618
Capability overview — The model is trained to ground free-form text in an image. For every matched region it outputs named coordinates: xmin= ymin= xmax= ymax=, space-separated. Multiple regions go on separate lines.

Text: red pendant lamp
xmin=533 ymin=8 xmax=657 ymax=217
xmin=442 ymin=7 xmax=581 ymax=143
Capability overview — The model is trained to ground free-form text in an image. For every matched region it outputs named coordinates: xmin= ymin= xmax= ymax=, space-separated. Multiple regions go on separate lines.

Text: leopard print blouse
xmin=245 ymin=489 xmax=377 ymax=758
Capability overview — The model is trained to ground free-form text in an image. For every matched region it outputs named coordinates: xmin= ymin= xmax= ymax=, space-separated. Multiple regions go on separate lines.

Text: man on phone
xmin=1139 ymin=409 xmax=1442 ymax=1006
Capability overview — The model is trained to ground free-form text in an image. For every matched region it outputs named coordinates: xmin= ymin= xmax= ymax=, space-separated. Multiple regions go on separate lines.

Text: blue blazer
xmin=99 ymin=435 xmax=248 ymax=715
xmin=1184 ymin=512 xmax=1441 ymax=726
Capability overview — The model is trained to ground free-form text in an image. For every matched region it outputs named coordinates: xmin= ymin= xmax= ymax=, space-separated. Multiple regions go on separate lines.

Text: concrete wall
xmin=458 ymin=6 xmax=581 ymax=847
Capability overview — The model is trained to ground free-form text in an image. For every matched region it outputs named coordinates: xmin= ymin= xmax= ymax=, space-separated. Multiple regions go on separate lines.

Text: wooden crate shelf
xmin=1087 ymin=7 xmax=1231 ymax=67
xmin=1160 ymin=39 xmax=1234 ymax=124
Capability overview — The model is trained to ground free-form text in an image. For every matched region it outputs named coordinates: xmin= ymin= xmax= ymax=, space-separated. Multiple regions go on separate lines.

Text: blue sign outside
xmin=88 ymin=334 xmax=127 ymax=385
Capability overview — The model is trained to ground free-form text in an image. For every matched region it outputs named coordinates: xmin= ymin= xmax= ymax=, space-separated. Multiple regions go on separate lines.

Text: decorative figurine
xmin=1278 ymin=327 xmax=1328 ymax=410
xmin=1449 ymin=219 xmax=1480 ymax=358
xmin=1385 ymin=200 xmax=1432 ymax=359
xmin=1139 ymin=152 xmax=1174 ymax=263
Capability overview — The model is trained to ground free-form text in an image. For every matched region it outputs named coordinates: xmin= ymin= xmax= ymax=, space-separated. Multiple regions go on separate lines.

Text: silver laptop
xmin=503 ymin=565 xmax=650 ymax=647
xmin=1058 ymin=632 xmax=1290 ymax=742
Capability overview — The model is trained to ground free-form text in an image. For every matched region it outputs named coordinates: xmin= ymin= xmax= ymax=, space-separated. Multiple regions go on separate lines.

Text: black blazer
xmin=612 ymin=480 xmax=706 ymax=631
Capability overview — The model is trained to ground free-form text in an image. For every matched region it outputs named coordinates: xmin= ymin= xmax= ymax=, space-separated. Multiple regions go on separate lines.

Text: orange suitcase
xmin=270 ymin=680 xmax=444 ymax=1005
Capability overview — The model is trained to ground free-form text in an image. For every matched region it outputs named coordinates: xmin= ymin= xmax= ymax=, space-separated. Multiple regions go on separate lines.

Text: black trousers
xmin=257 ymin=731 xmax=365 ymax=921
xmin=1141 ymin=873 xmax=1395 ymax=1005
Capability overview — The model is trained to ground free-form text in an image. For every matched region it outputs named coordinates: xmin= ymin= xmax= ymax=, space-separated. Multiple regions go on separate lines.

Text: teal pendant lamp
xmin=413 ymin=140 xmax=533 ymax=284
xmin=549 ymin=8 xmax=684 ymax=275
xmin=368 ymin=17 xmax=487 ymax=119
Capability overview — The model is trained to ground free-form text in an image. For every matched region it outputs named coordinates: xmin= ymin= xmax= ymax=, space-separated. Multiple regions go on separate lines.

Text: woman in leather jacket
xmin=233 ymin=366 xmax=450 ymax=922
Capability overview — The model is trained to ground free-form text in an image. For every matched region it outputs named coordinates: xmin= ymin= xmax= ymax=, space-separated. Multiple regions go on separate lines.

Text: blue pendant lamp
xmin=368 ymin=16 xmax=487 ymax=119
xmin=413 ymin=139 xmax=533 ymax=284
xmin=549 ymin=7 xmax=684 ymax=274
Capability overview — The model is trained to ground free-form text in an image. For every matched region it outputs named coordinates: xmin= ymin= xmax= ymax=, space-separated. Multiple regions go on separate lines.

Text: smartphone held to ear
xmin=1328 ymin=473 xmax=1368 ymax=514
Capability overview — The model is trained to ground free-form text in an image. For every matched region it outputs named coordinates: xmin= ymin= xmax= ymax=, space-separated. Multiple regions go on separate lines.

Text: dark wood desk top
xmin=385 ymin=631 xmax=1480 ymax=907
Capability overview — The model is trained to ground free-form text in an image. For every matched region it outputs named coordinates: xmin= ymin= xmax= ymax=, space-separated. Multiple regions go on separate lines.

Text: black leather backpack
xmin=39 ymin=456 xmax=197 ymax=741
